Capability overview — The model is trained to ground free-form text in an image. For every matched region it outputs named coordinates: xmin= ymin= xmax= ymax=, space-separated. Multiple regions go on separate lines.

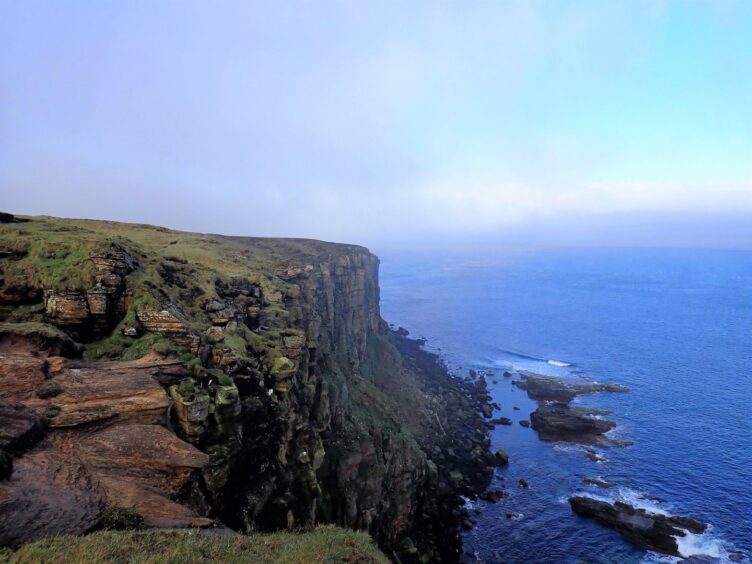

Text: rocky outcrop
xmin=530 ymin=403 xmax=616 ymax=445
xmin=513 ymin=372 xmax=629 ymax=403
xmin=136 ymin=307 xmax=200 ymax=354
xmin=43 ymin=246 xmax=135 ymax=340
xmin=569 ymin=496 xmax=706 ymax=556
xmin=514 ymin=372 xmax=628 ymax=447
xmin=0 ymin=354 xmax=212 ymax=547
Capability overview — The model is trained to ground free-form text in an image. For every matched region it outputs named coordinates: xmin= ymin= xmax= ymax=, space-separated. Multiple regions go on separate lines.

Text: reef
xmin=513 ymin=372 xmax=628 ymax=446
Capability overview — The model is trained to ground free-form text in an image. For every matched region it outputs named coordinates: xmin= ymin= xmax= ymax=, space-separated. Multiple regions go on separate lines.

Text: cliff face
xmin=0 ymin=215 xmax=494 ymax=561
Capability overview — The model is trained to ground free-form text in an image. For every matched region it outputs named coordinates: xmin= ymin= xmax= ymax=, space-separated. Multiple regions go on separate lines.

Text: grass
xmin=2 ymin=527 xmax=388 ymax=564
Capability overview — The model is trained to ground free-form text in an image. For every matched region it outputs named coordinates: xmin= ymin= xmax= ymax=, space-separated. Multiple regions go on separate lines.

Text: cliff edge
xmin=0 ymin=214 xmax=496 ymax=562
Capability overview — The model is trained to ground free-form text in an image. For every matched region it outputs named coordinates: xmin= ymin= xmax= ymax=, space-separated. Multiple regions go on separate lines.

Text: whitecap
xmin=675 ymin=528 xmax=735 ymax=562
xmin=547 ymin=359 xmax=572 ymax=367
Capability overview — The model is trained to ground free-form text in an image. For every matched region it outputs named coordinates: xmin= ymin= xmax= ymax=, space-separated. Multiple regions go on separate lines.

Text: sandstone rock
xmin=0 ymin=354 xmax=213 ymax=547
xmin=170 ymin=386 xmax=211 ymax=439
xmin=0 ymin=353 xmax=47 ymax=399
xmin=137 ymin=307 xmax=200 ymax=353
xmin=45 ymin=291 xmax=90 ymax=327
xmin=583 ymin=477 xmax=610 ymax=488
xmin=0 ymin=398 xmax=46 ymax=454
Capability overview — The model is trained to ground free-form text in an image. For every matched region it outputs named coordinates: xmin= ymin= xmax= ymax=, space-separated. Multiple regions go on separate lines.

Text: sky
xmin=1 ymin=1 xmax=751 ymax=249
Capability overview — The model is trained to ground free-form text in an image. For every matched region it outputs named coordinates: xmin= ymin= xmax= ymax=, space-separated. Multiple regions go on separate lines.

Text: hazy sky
xmin=2 ymin=1 xmax=751 ymax=248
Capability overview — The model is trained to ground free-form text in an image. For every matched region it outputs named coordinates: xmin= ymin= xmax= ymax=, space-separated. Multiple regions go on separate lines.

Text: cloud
xmin=1 ymin=1 xmax=751 ymax=248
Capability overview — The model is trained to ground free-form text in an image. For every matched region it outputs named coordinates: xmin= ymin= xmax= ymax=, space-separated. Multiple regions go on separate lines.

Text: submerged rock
xmin=491 ymin=417 xmax=513 ymax=426
xmin=569 ymin=496 xmax=706 ymax=556
xmin=582 ymin=477 xmax=610 ymax=488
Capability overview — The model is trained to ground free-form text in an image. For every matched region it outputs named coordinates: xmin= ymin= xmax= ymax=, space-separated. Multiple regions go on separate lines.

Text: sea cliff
xmin=0 ymin=214 xmax=495 ymax=562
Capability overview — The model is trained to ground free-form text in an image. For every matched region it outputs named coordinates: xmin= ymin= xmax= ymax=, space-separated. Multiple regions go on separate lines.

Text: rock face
xmin=0 ymin=217 xmax=497 ymax=562
xmin=569 ymin=496 xmax=706 ymax=556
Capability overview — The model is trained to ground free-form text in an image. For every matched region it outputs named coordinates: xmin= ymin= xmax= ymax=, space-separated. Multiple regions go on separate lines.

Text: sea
xmin=378 ymin=247 xmax=752 ymax=564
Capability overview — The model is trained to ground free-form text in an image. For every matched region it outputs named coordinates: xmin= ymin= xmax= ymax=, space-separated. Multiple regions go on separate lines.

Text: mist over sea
xmin=379 ymin=248 xmax=752 ymax=563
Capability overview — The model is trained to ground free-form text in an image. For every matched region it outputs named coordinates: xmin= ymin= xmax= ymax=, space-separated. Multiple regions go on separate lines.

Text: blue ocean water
xmin=379 ymin=248 xmax=752 ymax=563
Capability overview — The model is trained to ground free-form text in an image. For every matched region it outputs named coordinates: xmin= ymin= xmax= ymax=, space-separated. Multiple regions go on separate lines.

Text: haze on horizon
xmin=2 ymin=1 xmax=751 ymax=250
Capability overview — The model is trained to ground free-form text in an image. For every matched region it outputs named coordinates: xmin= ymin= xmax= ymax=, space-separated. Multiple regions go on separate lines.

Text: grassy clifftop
xmin=1 ymin=527 xmax=387 ymax=564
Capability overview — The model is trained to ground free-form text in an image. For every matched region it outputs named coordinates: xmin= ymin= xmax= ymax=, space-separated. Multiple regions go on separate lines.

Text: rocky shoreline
xmin=391 ymin=328 xmax=500 ymax=561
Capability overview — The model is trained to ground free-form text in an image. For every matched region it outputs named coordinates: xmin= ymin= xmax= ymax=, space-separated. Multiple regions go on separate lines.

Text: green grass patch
xmin=4 ymin=527 xmax=388 ymax=564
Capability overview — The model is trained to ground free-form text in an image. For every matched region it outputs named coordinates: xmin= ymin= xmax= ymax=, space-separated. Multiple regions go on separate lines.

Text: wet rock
xmin=569 ymin=496 xmax=706 ymax=556
xmin=530 ymin=403 xmax=616 ymax=445
xmin=513 ymin=372 xmax=629 ymax=403
xmin=513 ymin=406 xmax=520 ymax=410
xmin=518 ymin=479 xmax=529 ymax=488
xmin=491 ymin=417 xmax=513 ymax=426
xmin=583 ymin=477 xmax=610 ymax=488
xmin=494 ymin=449 xmax=509 ymax=465
xmin=519 ymin=420 xmax=530 ymax=428
xmin=503 ymin=371 xmax=513 ymax=378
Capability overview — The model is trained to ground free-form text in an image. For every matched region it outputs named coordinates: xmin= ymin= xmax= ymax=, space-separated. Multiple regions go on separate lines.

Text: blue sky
xmin=1 ymin=1 xmax=751 ymax=247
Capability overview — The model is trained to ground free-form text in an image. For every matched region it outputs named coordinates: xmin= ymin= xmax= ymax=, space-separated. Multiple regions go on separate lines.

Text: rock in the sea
xmin=478 ymin=490 xmax=505 ymax=503
xmin=494 ymin=449 xmax=509 ymax=465
xmin=491 ymin=417 xmax=513 ymax=426
xmin=518 ymin=479 xmax=529 ymax=488
xmin=569 ymin=496 xmax=706 ymax=556
xmin=514 ymin=373 xmax=629 ymax=403
xmin=519 ymin=420 xmax=530 ymax=428
xmin=530 ymin=402 xmax=616 ymax=444
xmin=583 ymin=477 xmax=610 ymax=488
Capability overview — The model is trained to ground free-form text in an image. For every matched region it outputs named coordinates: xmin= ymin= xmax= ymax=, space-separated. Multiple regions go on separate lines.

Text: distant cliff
xmin=0 ymin=214 xmax=496 ymax=562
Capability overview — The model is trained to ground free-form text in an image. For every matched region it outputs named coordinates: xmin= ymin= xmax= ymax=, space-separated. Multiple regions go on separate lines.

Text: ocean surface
xmin=378 ymin=248 xmax=752 ymax=564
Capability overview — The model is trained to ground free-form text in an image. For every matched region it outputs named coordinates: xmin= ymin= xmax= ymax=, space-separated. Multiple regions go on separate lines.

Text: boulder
xmin=494 ymin=449 xmax=509 ymax=465
xmin=530 ymin=403 xmax=616 ymax=445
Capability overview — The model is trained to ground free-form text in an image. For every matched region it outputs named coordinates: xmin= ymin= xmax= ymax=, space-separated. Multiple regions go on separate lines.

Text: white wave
xmin=547 ymin=359 xmax=572 ymax=367
xmin=576 ymin=487 xmax=670 ymax=515
xmin=675 ymin=528 xmax=734 ymax=562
